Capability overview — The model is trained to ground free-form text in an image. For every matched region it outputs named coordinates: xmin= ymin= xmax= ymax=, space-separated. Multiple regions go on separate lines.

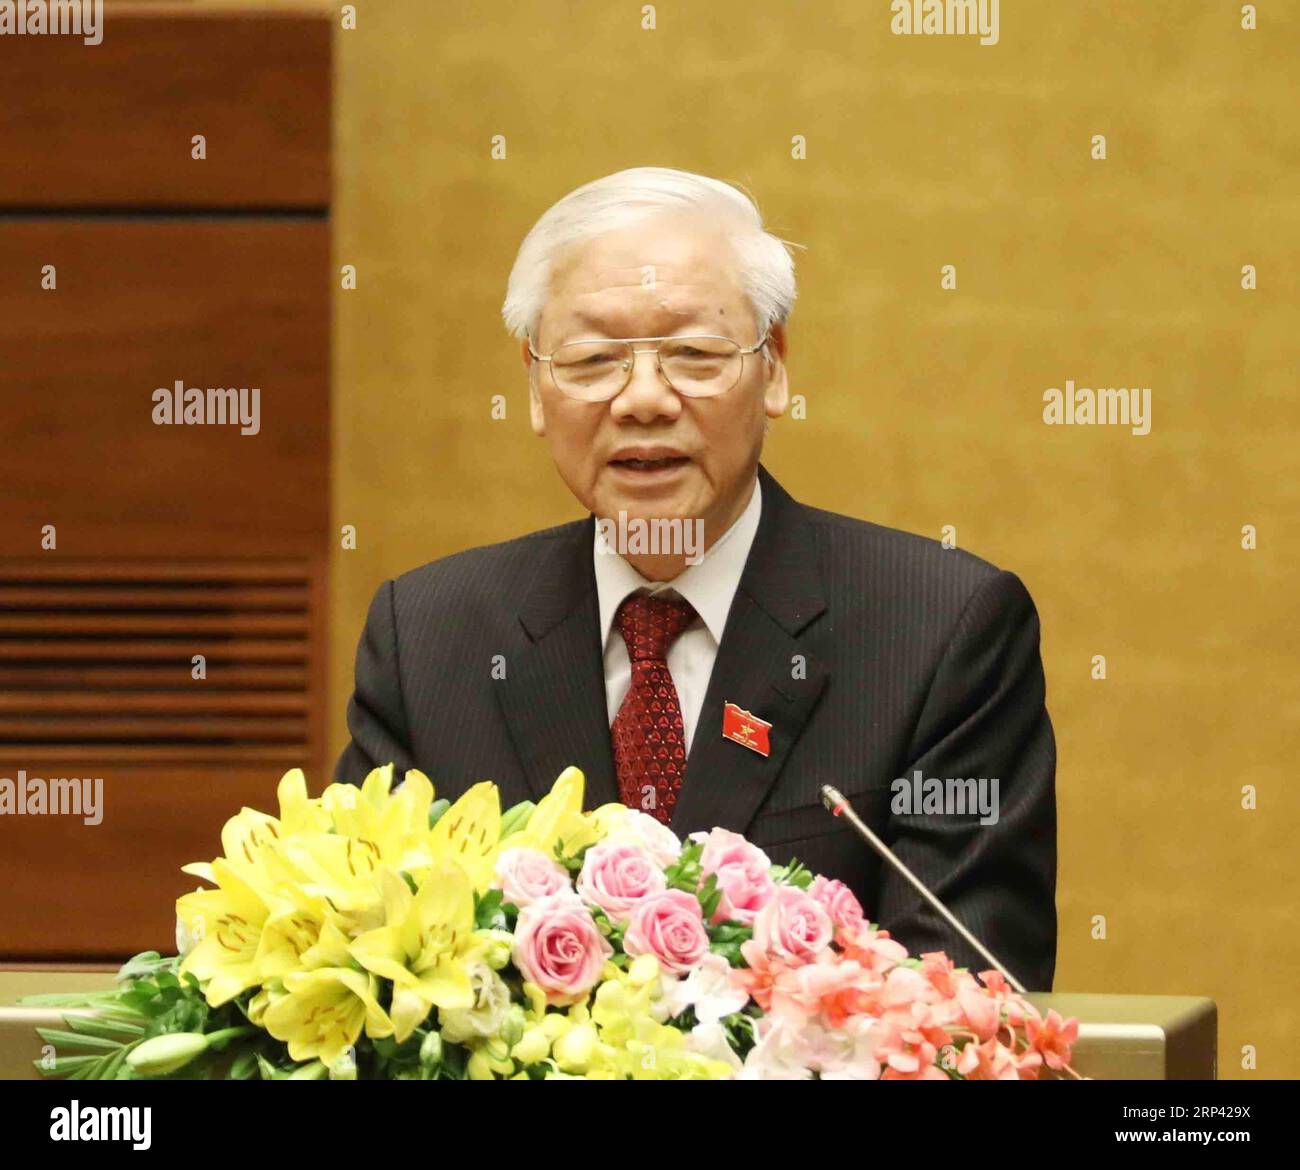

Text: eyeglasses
xmin=527 ymin=333 xmax=769 ymax=402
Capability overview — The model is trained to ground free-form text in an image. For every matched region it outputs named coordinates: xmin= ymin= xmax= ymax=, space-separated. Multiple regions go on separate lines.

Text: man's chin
xmin=595 ymin=469 xmax=702 ymax=521
xmin=596 ymin=499 xmax=699 ymax=527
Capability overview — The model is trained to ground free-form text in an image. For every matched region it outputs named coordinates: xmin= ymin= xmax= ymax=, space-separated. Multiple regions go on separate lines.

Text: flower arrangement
xmin=27 ymin=765 xmax=1079 ymax=1080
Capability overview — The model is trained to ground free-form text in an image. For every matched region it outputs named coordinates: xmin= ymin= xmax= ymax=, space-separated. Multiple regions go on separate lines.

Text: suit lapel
xmin=670 ymin=465 xmax=830 ymax=837
xmin=494 ymin=522 xmax=621 ymax=810
xmin=495 ymin=465 xmax=830 ymax=827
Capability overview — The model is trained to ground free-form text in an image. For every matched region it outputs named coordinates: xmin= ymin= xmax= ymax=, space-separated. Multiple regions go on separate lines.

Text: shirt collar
xmin=594 ymin=474 xmax=763 ymax=648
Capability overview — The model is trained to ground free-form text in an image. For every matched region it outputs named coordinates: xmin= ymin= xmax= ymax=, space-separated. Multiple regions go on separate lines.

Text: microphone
xmin=819 ymin=784 xmax=1028 ymax=995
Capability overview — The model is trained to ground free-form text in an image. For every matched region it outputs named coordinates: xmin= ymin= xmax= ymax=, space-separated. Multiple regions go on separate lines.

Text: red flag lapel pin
xmin=722 ymin=701 xmax=772 ymax=757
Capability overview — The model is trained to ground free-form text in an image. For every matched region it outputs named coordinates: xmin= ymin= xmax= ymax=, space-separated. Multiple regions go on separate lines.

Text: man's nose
xmin=609 ymin=347 xmax=682 ymax=423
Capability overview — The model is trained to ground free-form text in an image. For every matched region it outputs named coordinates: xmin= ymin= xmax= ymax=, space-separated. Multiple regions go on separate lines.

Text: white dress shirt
xmin=593 ymin=475 xmax=762 ymax=756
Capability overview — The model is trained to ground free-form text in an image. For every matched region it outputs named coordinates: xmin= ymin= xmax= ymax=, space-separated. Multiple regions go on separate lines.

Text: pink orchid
xmin=956 ymin=1037 xmax=1023 ymax=1080
xmin=769 ymin=956 xmax=878 ymax=1027
xmin=956 ymin=981 xmax=1002 ymax=1043
xmin=919 ymin=951 xmax=962 ymax=997
xmin=837 ymin=923 xmax=909 ymax=976
xmin=1026 ymin=1008 xmax=1079 ymax=1071
xmin=873 ymin=1017 xmax=948 ymax=1080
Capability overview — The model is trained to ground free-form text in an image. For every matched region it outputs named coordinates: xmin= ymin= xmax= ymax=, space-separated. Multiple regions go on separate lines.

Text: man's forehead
xmin=548 ymin=263 xmax=746 ymax=326
xmin=548 ymin=282 xmax=739 ymax=338
xmin=559 ymin=263 xmax=720 ymax=293
xmin=541 ymin=224 xmax=749 ymax=335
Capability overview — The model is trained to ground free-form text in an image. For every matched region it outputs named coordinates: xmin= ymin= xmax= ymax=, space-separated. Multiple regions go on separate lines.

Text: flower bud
xmin=540 ymin=1013 xmax=570 ymax=1042
xmin=329 ymin=1051 xmax=357 ymax=1080
xmin=479 ymin=929 xmax=514 ymax=971
xmin=126 ymin=1032 xmax=209 ymax=1076
xmin=500 ymin=1005 xmax=526 ymax=1048
xmin=511 ymin=1025 xmax=550 ymax=1065
xmin=628 ymin=953 xmax=660 ymax=986
xmin=552 ymin=1022 xmax=598 ymax=1073
xmin=419 ymin=1030 xmax=443 ymax=1070
xmin=174 ymin=913 xmax=200 ymax=959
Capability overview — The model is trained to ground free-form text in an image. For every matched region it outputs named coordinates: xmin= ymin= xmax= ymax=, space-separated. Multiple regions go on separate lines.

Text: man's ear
xmin=762 ymin=323 xmax=789 ymax=419
xmin=525 ymin=353 xmax=547 ymax=436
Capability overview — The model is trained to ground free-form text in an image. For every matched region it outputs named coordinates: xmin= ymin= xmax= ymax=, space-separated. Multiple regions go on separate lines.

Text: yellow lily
xmin=176 ymin=858 xmax=268 ymax=1006
xmin=262 ymin=966 xmax=393 ymax=1066
xmin=508 ymin=767 xmax=602 ymax=861
xmin=350 ymin=863 xmax=481 ymax=1041
xmin=426 ymin=781 xmax=501 ymax=890
xmin=320 ymin=766 xmax=438 ymax=873
xmin=269 ymin=831 xmax=388 ymax=933
xmin=586 ymin=801 xmax=635 ymax=840
xmin=275 ymin=767 xmax=331 ymax=835
xmin=255 ymin=908 xmax=352 ymax=982
xmin=180 ymin=768 xmax=323 ymax=892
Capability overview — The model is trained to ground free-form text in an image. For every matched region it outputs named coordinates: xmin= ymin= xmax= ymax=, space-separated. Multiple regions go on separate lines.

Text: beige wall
xmin=333 ymin=0 xmax=1299 ymax=1077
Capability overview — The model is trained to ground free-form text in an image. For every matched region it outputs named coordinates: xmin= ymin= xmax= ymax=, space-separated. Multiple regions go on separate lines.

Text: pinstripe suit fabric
xmin=335 ymin=464 xmax=1057 ymax=989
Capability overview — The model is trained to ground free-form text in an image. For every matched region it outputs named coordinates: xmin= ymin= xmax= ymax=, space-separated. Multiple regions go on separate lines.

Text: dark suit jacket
xmin=335 ymin=463 xmax=1058 ymax=989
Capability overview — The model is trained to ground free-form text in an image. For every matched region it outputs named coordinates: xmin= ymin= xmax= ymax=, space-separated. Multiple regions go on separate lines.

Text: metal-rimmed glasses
xmin=527 ymin=333 xmax=769 ymax=402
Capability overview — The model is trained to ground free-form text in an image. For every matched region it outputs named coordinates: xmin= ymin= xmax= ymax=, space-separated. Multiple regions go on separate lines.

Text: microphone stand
xmin=820 ymin=784 xmax=1028 ymax=995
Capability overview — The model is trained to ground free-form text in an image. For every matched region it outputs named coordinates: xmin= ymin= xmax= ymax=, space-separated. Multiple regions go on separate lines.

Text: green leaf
xmin=427 ymin=798 xmax=451 ymax=828
xmin=33 ymin=1054 xmax=99 ymax=1077
xmin=66 ymin=1014 xmax=145 ymax=1040
xmin=256 ymin=1054 xmax=294 ymax=1081
xmin=116 ymin=951 xmax=167 ymax=980
xmin=19 ymin=989 xmax=131 ymax=1008
xmin=98 ymin=1046 xmax=131 ymax=1082
xmin=36 ymin=1028 xmax=122 ymax=1052
xmin=473 ymin=888 xmax=508 ymax=930
xmin=228 ymin=1048 xmax=261 ymax=1080
xmin=697 ymin=873 xmax=722 ymax=920
xmin=499 ymin=800 xmax=536 ymax=838
xmin=118 ymin=989 xmax=161 ymax=1015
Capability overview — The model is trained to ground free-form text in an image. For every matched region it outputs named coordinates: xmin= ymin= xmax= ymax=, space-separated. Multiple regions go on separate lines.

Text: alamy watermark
xmin=0 ymin=1 xmax=103 ymax=46
xmin=892 ymin=769 xmax=999 ymax=825
xmin=595 ymin=512 xmax=704 ymax=565
xmin=0 ymin=769 xmax=102 ymax=825
xmin=50 ymin=1102 xmax=150 ymax=1150
xmin=152 ymin=381 xmax=261 ymax=436
xmin=890 ymin=0 xmax=999 ymax=46
xmin=1043 ymin=380 xmax=1151 ymax=435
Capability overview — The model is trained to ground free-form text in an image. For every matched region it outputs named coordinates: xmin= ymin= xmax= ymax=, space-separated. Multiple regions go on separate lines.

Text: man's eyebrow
xmin=568 ymin=307 xmax=712 ymax=334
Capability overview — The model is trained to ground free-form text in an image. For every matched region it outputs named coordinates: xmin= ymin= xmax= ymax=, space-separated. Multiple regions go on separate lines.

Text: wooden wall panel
xmin=0 ymin=8 xmax=330 ymax=208
xmin=0 ymin=7 xmax=332 ymax=961
xmin=0 ymin=220 xmax=329 ymax=557
xmin=0 ymin=765 xmax=306 ymax=958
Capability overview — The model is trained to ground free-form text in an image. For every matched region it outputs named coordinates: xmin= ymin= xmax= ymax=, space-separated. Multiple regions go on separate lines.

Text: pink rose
xmin=512 ymin=893 xmax=613 ymax=1004
xmin=699 ymin=827 xmax=771 ymax=874
xmin=605 ymin=810 xmax=682 ymax=867
xmin=753 ymin=886 xmax=833 ymax=964
xmin=623 ymin=889 xmax=710 ymax=975
xmin=493 ymin=847 xmax=572 ymax=909
xmin=698 ymin=828 xmax=775 ymax=925
xmin=576 ymin=841 xmax=666 ymax=923
xmin=808 ymin=875 xmax=864 ymax=933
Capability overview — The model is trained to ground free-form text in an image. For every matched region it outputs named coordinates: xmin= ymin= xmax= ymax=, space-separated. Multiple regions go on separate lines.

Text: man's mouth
xmin=609 ymin=456 xmax=691 ymax=473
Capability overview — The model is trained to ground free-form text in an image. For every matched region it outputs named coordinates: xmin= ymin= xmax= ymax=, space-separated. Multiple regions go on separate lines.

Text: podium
xmin=0 ymin=969 xmax=1216 ymax=1079
xmin=1024 ymin=992 xmax=1216 ymax=1079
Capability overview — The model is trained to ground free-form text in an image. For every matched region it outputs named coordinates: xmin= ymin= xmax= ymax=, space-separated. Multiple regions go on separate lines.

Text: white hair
xmin=501 ymin=166 xmax=801 ymax=342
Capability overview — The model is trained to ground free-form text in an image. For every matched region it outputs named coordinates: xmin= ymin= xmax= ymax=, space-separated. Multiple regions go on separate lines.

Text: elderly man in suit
xmin=336 ymin=166 xmax=1058 ymax=990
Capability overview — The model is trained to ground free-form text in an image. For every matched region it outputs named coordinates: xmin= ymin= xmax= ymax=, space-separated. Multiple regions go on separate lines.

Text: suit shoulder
xmin=799 ymin=503 xmax=1015 ymax=604
xmin=390 ymin=518 xmax=588 ymax=602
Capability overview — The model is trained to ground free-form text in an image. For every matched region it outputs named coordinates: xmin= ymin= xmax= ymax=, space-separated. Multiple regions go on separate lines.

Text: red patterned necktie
xmin=610 ymin=592 xmax=697 ymax=825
